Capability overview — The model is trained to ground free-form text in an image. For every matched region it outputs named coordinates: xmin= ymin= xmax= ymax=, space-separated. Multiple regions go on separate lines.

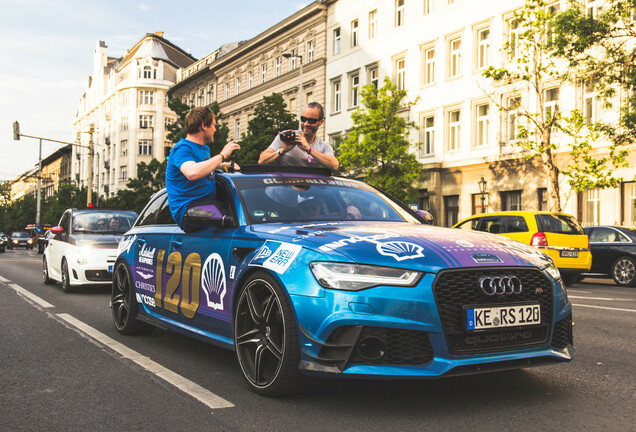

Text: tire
xmin=61 ymin=259 xmax=74 ymax=293
xmin=234 ymin=271 xmax=314 ymax=396
xmin=561 ymin=274 xmax=578 ymax=287
xmin=111 ymin=261 xmax=154 ymax=335
xmin=37 ymin=244 xmax=44 ymax=254
xmin=611 ymin=256 xmax=636 ymax=287
xmin=42 ymin=258 xmax=55 ymax=285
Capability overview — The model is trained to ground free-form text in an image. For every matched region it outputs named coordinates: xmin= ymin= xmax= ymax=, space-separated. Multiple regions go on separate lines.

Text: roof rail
xmin=239 ymin=164 xmax=332 ymax=176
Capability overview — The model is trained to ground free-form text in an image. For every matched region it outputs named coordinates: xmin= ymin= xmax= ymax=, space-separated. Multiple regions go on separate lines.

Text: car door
xmin=47 ymin=210 xmax=71 ymax=280
xmin=587 ymin=227 xmax=617 ymax=273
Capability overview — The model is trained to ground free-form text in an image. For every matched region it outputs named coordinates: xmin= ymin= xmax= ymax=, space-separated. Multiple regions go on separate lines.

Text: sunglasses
xmin=300 ymin=116 xmax=321 ymax=124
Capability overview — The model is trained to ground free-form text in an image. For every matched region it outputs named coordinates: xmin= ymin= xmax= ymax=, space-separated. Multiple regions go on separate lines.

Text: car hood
xmin=250 ymin=221 xmax=554 ymax=272
xmin=69 ymin=234 xmax=122 ymax=249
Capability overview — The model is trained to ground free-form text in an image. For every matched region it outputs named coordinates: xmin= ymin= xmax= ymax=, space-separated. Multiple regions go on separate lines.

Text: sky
xmin=0 ymin=0 xmax=310 ymax=181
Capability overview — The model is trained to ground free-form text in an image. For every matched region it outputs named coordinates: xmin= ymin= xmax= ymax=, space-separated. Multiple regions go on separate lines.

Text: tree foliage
xmin=235 ymin=93 xmax=297 ymax=166
xmin=40 ymin=183 xmax=87 ymax=225
xmin=101 ymin=158 xmax=166 ymax=214
xmin=337 ymin=78 xmax=422 ymax=203
xmin=482 ymin=0 xmax=628 ymax=212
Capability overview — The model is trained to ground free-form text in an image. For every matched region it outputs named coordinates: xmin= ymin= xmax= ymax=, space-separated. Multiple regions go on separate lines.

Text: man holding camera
xmin=258 ymin=102 xmax=338 ymax=170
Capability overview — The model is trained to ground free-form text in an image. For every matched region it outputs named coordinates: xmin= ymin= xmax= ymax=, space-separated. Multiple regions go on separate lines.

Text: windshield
xmin=13 ymin=232 xmax=30 ymax=238
xmin=234 ymin=176 xmax=420 ymax=224
xmin=72 ymin=211 xmax=138 ymax=234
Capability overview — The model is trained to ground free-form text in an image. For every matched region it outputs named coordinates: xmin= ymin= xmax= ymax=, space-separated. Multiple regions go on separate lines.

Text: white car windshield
xmin=72 ymin=211 xmax=137 ymax=234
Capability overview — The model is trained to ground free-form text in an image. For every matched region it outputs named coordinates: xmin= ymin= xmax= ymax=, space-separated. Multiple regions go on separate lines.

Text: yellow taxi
xmin=454 ymin=211 xmax=591 ymax=286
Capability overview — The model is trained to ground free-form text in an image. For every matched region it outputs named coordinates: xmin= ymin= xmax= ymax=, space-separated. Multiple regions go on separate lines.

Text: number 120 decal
xmin=154 ymin=250 xmax=201 ymax=319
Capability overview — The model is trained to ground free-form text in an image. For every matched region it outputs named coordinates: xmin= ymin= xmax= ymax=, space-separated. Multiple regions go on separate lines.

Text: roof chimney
xmin=155 ymin=31 xmax=164 ymax=38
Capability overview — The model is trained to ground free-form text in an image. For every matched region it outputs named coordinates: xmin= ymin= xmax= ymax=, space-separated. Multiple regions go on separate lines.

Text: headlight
xmin=76 ymin=246 xmax=93 ymax=265
xmin=12 ymin=239 xmax=18 ymax=244
xmin=541 ymin=261 xmax=561 ymax=281
xmin=310 ymin=262 xmax=422 ymax=291
xmin=27 ymin=239 xmax=33 ymax=244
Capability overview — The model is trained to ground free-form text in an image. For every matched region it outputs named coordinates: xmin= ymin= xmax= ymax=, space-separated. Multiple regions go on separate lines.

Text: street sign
xmin=35 ymin=226 xmax=43 ymax=233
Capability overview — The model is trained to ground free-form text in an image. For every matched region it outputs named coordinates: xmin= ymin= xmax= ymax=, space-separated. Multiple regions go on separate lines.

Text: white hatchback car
xmin=43 ymin=208 xmax=138 ymax=292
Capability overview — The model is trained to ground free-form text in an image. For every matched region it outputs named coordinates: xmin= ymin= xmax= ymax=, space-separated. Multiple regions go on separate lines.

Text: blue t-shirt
xmin=165 ymin=138 xmax=216 ymax=227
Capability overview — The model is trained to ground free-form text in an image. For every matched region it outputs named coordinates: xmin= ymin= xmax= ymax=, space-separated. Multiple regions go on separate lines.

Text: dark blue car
xmin=583 ymin=225 xmax=636 ymax=286
xmin=111 ymin=166 xmax=573 ymax=395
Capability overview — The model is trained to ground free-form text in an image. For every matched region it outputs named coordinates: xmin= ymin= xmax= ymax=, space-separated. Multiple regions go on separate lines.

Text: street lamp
xmin=478 ymin=175 xmax=488 ymax=214
xmin=282 ymin=52 xmax=303 ymax=130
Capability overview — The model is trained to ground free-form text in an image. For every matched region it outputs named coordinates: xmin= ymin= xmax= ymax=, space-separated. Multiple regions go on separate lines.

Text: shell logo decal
xmin=376 ymin=241 xmax=425 ymax=261
xmin=201 ymin=253 xmax=226 ymax=310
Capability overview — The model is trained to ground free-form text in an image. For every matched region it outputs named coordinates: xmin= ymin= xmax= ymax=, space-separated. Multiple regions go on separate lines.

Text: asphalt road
xmin=1 ymin=248 xmax=635 ymax=432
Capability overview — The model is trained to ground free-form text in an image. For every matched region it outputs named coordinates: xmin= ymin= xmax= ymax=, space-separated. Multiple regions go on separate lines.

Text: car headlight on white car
xmin=310 ymin=262 xmax=422 ymax=291
xmin=76 ymin=246 xmax=94 ymax=265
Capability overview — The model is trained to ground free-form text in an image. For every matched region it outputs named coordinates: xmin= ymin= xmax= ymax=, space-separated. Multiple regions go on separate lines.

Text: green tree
xmin=482 ymin=0 xmax=627 ymax=212
xmin=40 ymin=184 xmax=87 ymax=225
xmin=337 ymin=78 xmax=422 ymax=203
xmin=0 ymin=194 xmax=36 ymax=233
xmin=102 ymin=159 xmax=166 ymax=214
xmin=236 ymin=93 xmax=297 ymax=166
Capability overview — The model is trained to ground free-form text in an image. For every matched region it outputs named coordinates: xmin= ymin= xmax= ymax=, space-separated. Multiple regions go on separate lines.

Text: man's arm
xmin=295 ymin=135 xmax=339 ymax=170
xmin=180 ymin=141 xmax=240 ymax=180
xmin=258 ymin=133 xmax=296 ymax=164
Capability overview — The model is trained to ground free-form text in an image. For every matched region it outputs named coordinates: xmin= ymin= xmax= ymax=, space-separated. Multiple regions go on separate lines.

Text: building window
xmin=120 ymin=140 xmax=127 ymax=156
xmin=290 ymin=49 xmax=297 ymax=70
xmin=476 ymin=27 xmax=491 ymax=70
xmin=139 ymin=90 xmax=154 ymax=105
xmin=587 ymin=0 xmax=602 ymax=18
xmin=538 ymin=188 xmax=548 ymax=211
xmin=423 ymin=46 xmax=435 ymax=86
xmin=334 ymin=28 xmax=341 ymax=54
xmin=236 ymin=78 xmax=240 ymax=95
xmin=424 ymin=0 xmax=433 ymax=15
xmin=248 ymin=71 xmax=253 ymax=90
xmin=396 ymin=0 xmax=405 ymax=27
xmin=507 ymin=96 xmax=521 ymax=141
xmin=207 ymin=84 xmax=215 ymax=104
xmin=307 ymin=41 xmax=314 ymax=62
xmin=139 ymin=115 xmax=153 ymax=129
xmin=120 ymin=165 xmax=127 ymax=182
xmin=225 ymin=83 xmax=229 ymax=100
xmin=351 ymin=19 xmax=359 ymax=47
xmin=475 ymin=103 xmax=490 ymax=147
xmin=507 ymin=18 xmax=522 ymax=61
xmin=623 ymin=182 xmax=636 ymax=226
xmin=369 ymin=10 xmax=378 ymax=39
xmin=350 ymin=74 xmax=360 ymax=108
xmin=448 ymin=36 xmax=462 ymax=78
xmin=448 ymin=109 xmax=461 ymax=151
xmin=333 ymin=80 xmax=342 ymax=113
xmin=235 ymin=120 xmax=240 ymax=139
xmin=582 ymin=188 xmax=600 ymax=225
xmin=501 ymin=190 xmax=522 ymax=211
xmin=198 ymin=89 xmax=204 ymax=106
xmin=121 ymin=116 xmax=128 ymax=131
xmin=142 ymin=66 xmax=152 ymax=79
xmin=444 ymin=195 xmax=459 ymax=227
xmin=138 ymin=140 xmax=152 ymax=156
xmin=261 ymin=64 xmax=267 ymax=83
xmin=369 ymin=65 xmax=379 ymax=88
xmin=396 ymin=57 xmax=406 ymax=90
xmin=420 ymin=115 xmax=435 ymax=156
xmin=544 ymin=87 xmax=559 ymax=125
xmin=329 ymin=133 xmax=342 ymax=148
xmin=275 ymin=57 xmax=281 ymax=77
xmin=584 ymin=81 xmax=599 ymax=125
xmin=121 ymin=91 xmax=128 ymax=106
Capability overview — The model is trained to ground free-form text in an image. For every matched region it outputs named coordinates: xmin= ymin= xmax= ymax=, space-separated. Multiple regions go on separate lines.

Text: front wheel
xmin=42 ymin=258 xmax=55 ymax=285
xmin=111 ymin=262 xmax=154 ymax=334
xmin=612 ymin=257 xmax=636 ymax=287
xmin=234 ymin=271 xmax=314 ymax=396
xmin=61 ymin=259 xmax=74 ymax=293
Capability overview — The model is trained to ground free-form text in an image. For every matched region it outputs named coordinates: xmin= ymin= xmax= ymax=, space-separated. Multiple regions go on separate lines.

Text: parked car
xmin=8 ymin=231 xmax=34 ymax=249
xmin=453 ymin=211 xmax=591 ymax=286
xmin=582 ymin=225 xmax=636 ymax=287
xmin=43 ymin=209 xmax=138 ymax=292
xmin=112 ymin=165 xmax=573 ymax=396
xmin=37 ymin=230 xmax=51 ymax=254
xmin=0 ymin=232 xmax=6 ymax=252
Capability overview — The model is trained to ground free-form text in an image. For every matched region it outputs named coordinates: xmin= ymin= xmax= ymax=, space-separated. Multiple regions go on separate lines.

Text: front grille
xmin=347 ymin=327 xmax=434 ymax=366
xmin=85 ymin=270 xmax=112 ymax=281
xmin=552 ymin=314 xmax=573 ymax=349
xmin=433 ymin=267 xmax=554 ymax=355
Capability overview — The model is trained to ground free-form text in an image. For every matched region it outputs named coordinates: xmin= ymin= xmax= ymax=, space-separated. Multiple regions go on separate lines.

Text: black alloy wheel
xmin=612 ymin=256 xmax=636 ymax=287
xmin=42 ymin=258 xmax=55 ymax=285
xmin=234 ymin=271 xmax=313 ymax=396
xmin=111 ymin=261 xmax=154 ymax=335
xmin=60 ymin=259 xmax=74 ymax=293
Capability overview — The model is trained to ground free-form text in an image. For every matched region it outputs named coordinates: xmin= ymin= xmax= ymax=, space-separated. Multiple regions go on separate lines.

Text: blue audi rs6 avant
xmin=111 ymin=165 xmax=573 ymax=396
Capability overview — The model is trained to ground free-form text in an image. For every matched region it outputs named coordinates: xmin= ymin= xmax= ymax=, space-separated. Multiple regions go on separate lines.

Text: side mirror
xmin=183 ymin=204 xmax=234 ymax=231
xmin=416 ymin=210 xmax=434 ymax=225
xmin=51 ymin=226 xmax=64 ymax=235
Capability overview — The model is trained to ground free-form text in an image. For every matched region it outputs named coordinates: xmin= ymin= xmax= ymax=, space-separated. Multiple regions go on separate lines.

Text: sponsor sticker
xmin=376 ymin=241 xmax=425 ymax=261
xmin=201 ymin=253 xmax=227 ymax=310
xmin=250 ymin=241 xmax=302 ymax=274
xmin=135 ymin=279 xmax=156 ymax=294
xmin=118 ymin=234 xmax=136 ymax=255
xmin=471 ymin=253 xmax=504 ymax=264
xmin=138 ymin=244 xmax=156 ymax=265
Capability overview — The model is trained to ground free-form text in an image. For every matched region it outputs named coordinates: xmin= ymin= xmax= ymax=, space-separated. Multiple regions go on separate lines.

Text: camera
xmin=279 ymin=130 xmax=296 ymax=142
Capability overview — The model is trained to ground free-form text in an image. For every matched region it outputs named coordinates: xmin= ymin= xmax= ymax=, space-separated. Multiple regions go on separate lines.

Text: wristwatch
xmin=277 ymin=148 xmax=283 ymax=156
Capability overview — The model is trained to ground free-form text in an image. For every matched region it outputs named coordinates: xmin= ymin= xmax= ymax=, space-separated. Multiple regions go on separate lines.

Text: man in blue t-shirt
xmin=166 ymin=107 xmax=240 ymax=231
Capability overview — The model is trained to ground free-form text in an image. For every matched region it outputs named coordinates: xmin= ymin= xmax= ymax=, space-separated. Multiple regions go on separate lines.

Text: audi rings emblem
xmin=479 ymin=275 xmax=523 ymax=295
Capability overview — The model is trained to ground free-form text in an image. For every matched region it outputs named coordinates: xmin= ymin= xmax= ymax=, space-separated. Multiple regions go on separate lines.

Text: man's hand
xmin=220 ymin=140 xmax=240 ymax=160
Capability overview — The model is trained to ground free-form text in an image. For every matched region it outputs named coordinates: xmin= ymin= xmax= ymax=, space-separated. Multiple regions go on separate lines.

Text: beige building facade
xmin=72 ymin=33 xmax=196 ymax=199
xmin=169 ymin=1 xmax=328 ymax=147
xmin=10 ymin=145 xmax=72 ymax=201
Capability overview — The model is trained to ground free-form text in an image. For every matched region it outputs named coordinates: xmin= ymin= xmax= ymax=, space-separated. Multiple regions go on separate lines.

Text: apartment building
xmin=9 ymin=145 xmax=72 ymax=201
xmin=325 ymin=0 xmax=636 ymax=227
xmin=169 ymin=1 xmax=328 ymax=144
xmin=72 ymin=33 xmax=196 ymax=198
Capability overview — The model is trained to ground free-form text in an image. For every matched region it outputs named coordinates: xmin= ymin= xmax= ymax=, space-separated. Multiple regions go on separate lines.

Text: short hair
xmin=306 ymin=102 xmax=324 ymax=120
xmin=185 ymin=107 xmax=215 ymax=134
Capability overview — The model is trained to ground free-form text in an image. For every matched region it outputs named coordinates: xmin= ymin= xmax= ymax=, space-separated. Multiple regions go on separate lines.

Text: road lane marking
xmin=568 ymin=295 xmax=630 ymax=301
xmin=9 ymin=283 xmax=54 ymax=308
xmin=55 ymin=313 xmax=235 ymax=410
xmin=0 ymin=274 xmax=9 ymax=283
xmin=572 ymin=303 xmax=636 ymax=313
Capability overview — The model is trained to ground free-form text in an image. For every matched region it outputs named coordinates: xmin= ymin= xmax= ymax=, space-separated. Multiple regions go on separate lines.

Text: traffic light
xmin=13 ymin=121 xmax=20 ymax=140
xmin=88 ymin=203 xmax=94 ymax=208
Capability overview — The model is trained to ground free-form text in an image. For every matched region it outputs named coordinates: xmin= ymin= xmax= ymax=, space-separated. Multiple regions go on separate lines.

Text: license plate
xmin=108 ymin=265 xmax=113 ymax=273
xmin=560 ymin=250 xmax=579 ymax=258
xmin=467 ymin=304 xmax=541 ymax=330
